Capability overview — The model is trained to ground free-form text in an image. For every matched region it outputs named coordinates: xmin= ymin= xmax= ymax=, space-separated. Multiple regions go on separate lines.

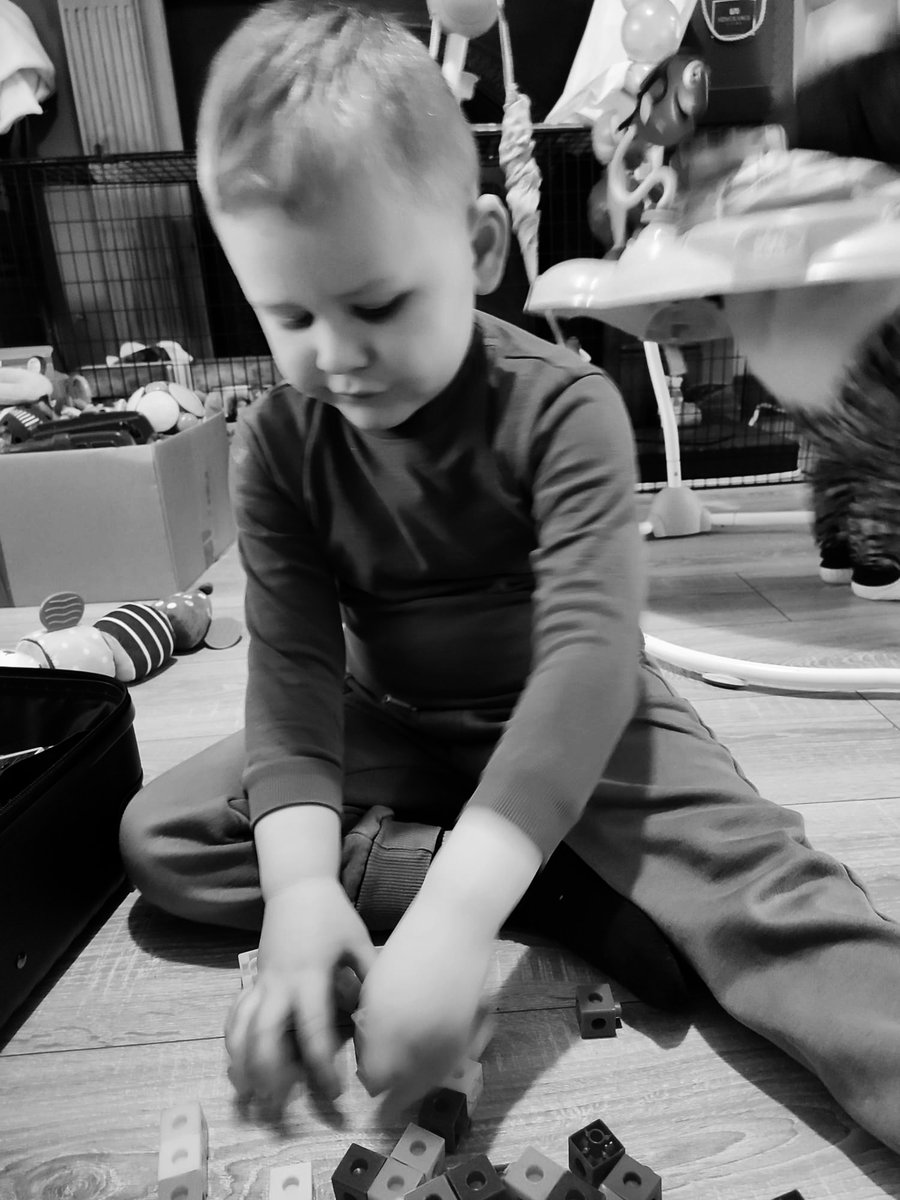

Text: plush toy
xmin=146 ymin=582 xmax=243 ymax=651
xmin=9 ymin=586 xmax=242 ymax=683
xmin=17 ymin=600 xmax=176 ymax=681
xmin=203 ymin=384 xmax=255 ymax=424
xmin=126 ymin=380 xmax=205 ymax=435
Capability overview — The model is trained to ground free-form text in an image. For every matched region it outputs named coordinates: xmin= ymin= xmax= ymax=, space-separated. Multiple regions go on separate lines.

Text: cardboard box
xmin=0 ymin=414 xmax=236 ymax=606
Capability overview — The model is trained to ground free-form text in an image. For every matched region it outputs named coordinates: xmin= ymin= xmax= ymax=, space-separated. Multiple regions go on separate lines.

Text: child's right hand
xmin=224 ymin=876 xmax=376 ymax=1114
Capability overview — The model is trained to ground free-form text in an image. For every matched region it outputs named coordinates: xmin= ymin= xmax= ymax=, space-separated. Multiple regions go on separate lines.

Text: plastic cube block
xmin=503 ymin=1148 xmax=566 ymax=1200
xmin=369 ymin=1159 xmax=425 ymax=1200
xmin=568 ymin=1119 xmax=625 ymax=1187
xmin=269 ymin=1163 xmax=315 ymax=1200
xmin=238 ymin=948 xmax=259 ymax=989
xmin=575 ymin=985 xmax=621 ymax=1039
xmin=392 ymin=1124 xmax=446 ymax=1181
xmin=439 ymin=1059 xmax=484 ymax=1116
xmin=546 ymin=1169 xmax=606 ymax=1200
xmin=332 ymin=1145 xmax=388 ymax=1200
xmin=158 ymin=1101 xmax=208 ymax=1200
xmin=407 ymin=1177 xmax=458 ymax=1200
xmin=417 ymin=1088 xmax=470 ymax=1153
xmin=770 ymin=1193 xmax=804 ymax=1200
xmin=603 ymin=1155 xmax=661 ymax=1200
xmin=445 ymin=1154 xmax=506 ymax=1200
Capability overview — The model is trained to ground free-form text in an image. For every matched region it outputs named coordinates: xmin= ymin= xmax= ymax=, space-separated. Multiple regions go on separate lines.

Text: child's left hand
xmin=353 ymin=897 xmax=494 ymax=1113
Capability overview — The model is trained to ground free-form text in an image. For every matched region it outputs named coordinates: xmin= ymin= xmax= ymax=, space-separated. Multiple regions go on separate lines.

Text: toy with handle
xmin=427 ymin=0 xmax=497 ymax=102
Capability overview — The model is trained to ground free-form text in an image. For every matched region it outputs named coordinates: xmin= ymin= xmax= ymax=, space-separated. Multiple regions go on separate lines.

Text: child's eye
xmin=353 ymin=295 xmax=406 ymax=323
xmin=279 ymin=312 xmax=314 ymax=331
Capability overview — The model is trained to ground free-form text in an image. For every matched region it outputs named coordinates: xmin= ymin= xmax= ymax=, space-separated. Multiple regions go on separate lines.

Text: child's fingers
xmin=333 ymin=965 xmax=362 ymax=1013
xmin=346 ymin=934 xmax=379 ymax=982
xmin=290 ymin=970 xmax=343 ymax=1102
xmin=335 ymin=936 xmax=378 ymax=1014
xmin=223 ymin=990 xmax=259 ymax=1100
xmin=243 ymin=985 xmax=304 ymax=1111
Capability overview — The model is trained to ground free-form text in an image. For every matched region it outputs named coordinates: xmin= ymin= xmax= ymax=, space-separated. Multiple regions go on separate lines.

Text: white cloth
xmin=546 ymin=0 xmax=697 ymax=126
xmin=0 ymin=0 xmax=55 ymax=136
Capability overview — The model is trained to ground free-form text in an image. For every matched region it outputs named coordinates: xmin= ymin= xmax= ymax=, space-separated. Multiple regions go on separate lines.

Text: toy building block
xmin=439 ymin=1059 xmax=484 ymax=1117
xmin=568 ymin=1119 xmax=626 ymax=1187
xmin=503 ymin=1148 xmax=566 ymax=1200
xmin=368 ymin=1159 xmax=426 ymax=1200
xmin=603 ymin=1155 xmax=661 ymax=1200
xmin=269 ymin=1163 xmax=315 ymax=1200
xmin=417 ymin=1088 xmax=470 ymax=1153
xmin=574 ymin=985 xmax=622 ymax=1040
xmin=546 ymin=1169 xmax=606 ymax=1200
xmin=239 ymin=948 xmax=259 ymax=989
xmin=157 ymin=1101 xmax=208 ymax=1200
xmin=445 ymin=1154 xmax=506 ymax=1200
xmin=407 ymin=1176 xmax=458 ymax=1200
xmin=392 ymin=1124 xmax=446 ymax=1181
xmin=770 ymin=1193 xmax=804 ymax=1200
xmin=332 ymin=1146 xmax=388 ymax=1200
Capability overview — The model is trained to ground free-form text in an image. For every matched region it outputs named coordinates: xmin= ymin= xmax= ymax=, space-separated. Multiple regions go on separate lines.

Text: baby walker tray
xmin=0 ymin=668 xmax=142 ymax=1035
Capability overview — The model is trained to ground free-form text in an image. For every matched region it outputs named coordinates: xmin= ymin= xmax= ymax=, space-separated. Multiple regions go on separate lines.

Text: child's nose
xmin=314 ymin=321 xmax=367 ymax=375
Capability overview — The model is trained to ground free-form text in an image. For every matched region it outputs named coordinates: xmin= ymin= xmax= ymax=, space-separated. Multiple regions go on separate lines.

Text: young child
xmin=119 ymin=0 xmax=900 ymax=1148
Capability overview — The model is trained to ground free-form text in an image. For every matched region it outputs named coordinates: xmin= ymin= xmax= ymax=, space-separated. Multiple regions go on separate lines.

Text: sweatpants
xmin=119 ymin=655 xmax=900 ymax=1153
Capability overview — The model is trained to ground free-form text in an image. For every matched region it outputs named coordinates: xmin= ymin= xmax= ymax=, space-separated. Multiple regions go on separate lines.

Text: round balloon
xmin=621 ymin=0 xmax=682 ymax=64
xmin=428 ymin=0 xmax=498 ymax=38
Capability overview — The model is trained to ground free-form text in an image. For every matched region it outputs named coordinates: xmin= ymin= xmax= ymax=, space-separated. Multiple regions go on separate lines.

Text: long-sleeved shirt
xmin=231 ymin=311 xmax=645 ymax=859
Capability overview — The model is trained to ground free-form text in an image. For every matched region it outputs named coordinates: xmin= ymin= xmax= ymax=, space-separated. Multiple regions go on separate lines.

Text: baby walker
xmin=521 ymin=0 xmax=900 ymax=694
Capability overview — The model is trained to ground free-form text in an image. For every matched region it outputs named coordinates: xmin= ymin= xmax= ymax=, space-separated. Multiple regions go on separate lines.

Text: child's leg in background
xmin=118 ymin=678 xmax=472 ymax=931
xmin=564 ymin=653 xmax=900 ymax=1153
xmin=841 ymin=315 xmax=900 ymax=594
xmin=792 ymin=417 xmax=854 ymax=583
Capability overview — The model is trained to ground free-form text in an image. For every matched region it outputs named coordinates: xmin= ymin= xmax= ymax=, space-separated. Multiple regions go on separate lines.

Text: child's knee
xmin=118 ymin=783 xmax=169 ymax=895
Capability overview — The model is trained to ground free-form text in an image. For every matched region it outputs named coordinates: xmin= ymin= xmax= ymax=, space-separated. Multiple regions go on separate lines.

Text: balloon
xmin=428 ymin=0 xmax=498 ymax=38
xmin=621 ymin=0 xmax=682 ymax=64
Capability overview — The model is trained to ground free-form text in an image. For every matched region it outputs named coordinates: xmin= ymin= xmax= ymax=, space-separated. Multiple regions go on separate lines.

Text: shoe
xmin=851 ymin=564 xmax=900 ymax=601
xmin=819 ymin=543 xmax=853 ymax=586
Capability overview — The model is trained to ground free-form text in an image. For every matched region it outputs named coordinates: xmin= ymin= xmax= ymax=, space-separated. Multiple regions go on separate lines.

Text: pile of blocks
xmin=156 ymin=1095 xmax=803 ymax=1200
xmin=332 ymin=1115 xmax=659 ymax=1200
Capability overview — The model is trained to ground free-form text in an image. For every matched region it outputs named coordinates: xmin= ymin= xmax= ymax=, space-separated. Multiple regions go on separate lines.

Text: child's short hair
xmin=197 ymin=0 xmax=480 ymax=218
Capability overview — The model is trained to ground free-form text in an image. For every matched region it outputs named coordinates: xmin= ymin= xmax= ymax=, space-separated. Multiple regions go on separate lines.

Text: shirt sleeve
xmin=230 ymin=414 xmax=347 ymax=828
xmin=466 ymin=371 xmax=645 ymax=858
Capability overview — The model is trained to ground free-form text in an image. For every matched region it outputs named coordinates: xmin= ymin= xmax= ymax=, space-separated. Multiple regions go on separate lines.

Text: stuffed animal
xmin=9 ymin=586 xmax=242 ymax=683
xmin=146 ymin=582 xmax=243 ymax=651
xmin=17 ymin=599 xmax=176 ymax=682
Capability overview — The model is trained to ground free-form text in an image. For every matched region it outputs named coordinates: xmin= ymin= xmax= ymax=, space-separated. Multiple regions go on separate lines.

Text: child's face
xmin=213 ymin=174 xmax=483 ymax=432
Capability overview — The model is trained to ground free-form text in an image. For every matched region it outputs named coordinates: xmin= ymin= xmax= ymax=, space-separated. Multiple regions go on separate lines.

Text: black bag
xmin=0 ymin=668 xmax=142 ymax=1034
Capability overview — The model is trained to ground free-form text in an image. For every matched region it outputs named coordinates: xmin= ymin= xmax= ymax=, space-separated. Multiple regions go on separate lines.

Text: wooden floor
xmin=2 ymin=483 xmax=900 ymax=1200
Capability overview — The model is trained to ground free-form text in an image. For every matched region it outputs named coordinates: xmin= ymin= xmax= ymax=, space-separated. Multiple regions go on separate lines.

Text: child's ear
xmin=470 ymin=194 xmax=510 ymax=295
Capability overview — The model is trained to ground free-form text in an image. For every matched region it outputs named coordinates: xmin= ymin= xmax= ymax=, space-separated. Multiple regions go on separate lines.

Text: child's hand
xmin=224 ymin=877 xmax=376 ymax=1115
xmin=353 ymin=899 xmax=494 ymax=1113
